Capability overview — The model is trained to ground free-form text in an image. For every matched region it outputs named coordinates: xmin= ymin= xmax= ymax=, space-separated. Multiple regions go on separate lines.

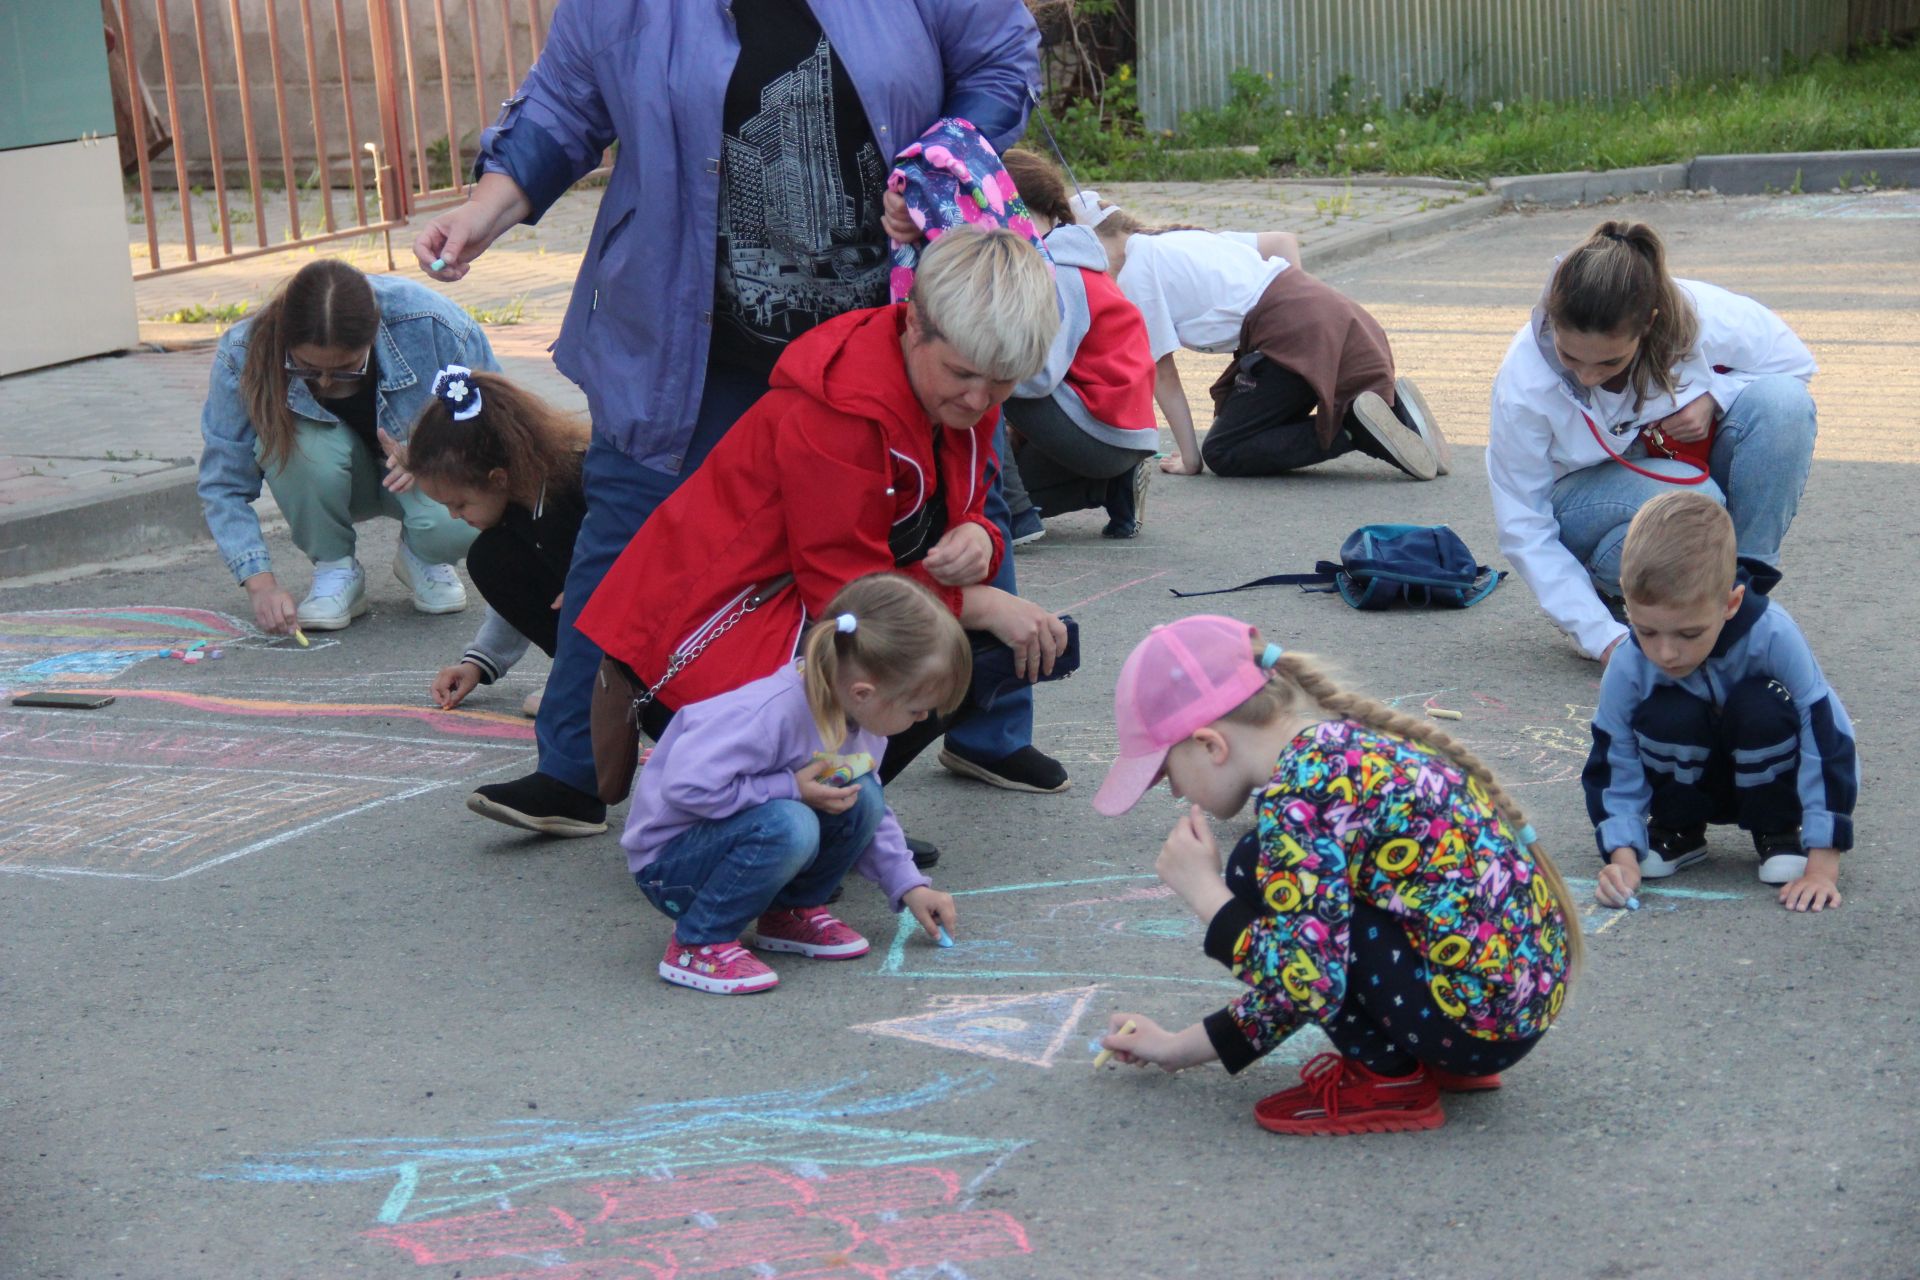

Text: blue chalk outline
xmin=879 ymin=873 xmax=1240 ymax=990
xmin=879 ymin=872 xmax=1744 ymax=986
xmin=207 ymin=1072 xmax=1019 ymax=1224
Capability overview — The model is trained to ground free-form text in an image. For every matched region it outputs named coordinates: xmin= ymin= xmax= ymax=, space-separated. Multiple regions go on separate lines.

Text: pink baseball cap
xmin=1092 ymin=615 xmax=1275 ymax=816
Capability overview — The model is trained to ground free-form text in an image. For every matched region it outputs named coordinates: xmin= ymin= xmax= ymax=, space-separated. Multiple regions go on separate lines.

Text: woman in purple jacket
xmin=414 ymin=0 xmax=1042 ymax=836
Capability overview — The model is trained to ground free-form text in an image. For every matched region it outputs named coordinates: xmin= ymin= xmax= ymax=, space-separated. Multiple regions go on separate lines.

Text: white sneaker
xmin=1395 ymin=375 xmax=1451 ymax=476
xmin=1758 ymin=853 xmax=1808 ymax=885
xmin=296 ymin=557 xmax=367 ymax=630
xmin=394 ymin=543 xmax=468 ymax=614
xmin=1349 ymin=392 xmax=1438 ymax=481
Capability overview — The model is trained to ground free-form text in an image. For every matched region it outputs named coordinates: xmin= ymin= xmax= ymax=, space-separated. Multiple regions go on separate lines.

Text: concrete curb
xmin=1304 ymin=193 xmax=1504 ymax=272
xmin=1490 ymin=148 xmax=1920 ymax=208
xmin=0 ymin=467 xmax=208 ymax=580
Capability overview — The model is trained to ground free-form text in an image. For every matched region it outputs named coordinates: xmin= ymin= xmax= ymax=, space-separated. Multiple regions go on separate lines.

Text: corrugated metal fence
xmin=1138 ymin=0 xmax=1915 ymax=131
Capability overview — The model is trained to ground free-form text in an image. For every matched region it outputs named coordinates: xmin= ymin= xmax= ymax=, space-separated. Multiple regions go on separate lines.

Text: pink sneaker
xmin=748 ymin=906 xmax=870 ymax=959
xmin=659 ymin=933 xmax=779 ymax=994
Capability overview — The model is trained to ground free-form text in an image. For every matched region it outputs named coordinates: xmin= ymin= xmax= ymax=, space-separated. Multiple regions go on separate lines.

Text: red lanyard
xmin=1580 ymin=409 xmax=1711 ymax=485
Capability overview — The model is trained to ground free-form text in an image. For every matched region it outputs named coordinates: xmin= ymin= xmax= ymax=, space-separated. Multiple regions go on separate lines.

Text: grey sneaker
xmin=1349 ymin=391 xmax=1438 ymax=481
xmin=1394 ymin=375 xmax=1451 ymax=476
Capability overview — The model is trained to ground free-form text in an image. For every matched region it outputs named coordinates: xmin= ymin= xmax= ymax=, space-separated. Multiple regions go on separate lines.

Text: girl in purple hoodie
xmin=625 ymin=573 xmax=970 ymax=995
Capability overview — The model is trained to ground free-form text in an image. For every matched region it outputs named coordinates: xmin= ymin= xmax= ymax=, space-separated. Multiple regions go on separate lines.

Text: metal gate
xmin=112 ymin=0 xmax=555 ymax=279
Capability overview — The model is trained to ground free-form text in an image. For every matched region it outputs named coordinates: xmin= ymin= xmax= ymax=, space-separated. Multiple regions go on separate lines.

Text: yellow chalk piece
xmin=1092 ymin=1019 xmax=1137 ymax=1069
xmin=294 ymin=628 xmax=310 ymax=647
xmin=1428 ymin=707 xmax=1463 ymax=720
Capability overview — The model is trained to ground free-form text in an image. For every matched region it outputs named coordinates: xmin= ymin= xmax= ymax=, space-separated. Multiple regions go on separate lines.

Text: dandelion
xmin=1362 ymin=122 xmax=1375 ymax=134
xmin=1492 ymin=100 xmax=1505 ymax=114
xmin=1284 ymin=109 xmax=1294 ymax=118
xmin=1338 ymin=127 xmax=1347 ymax=138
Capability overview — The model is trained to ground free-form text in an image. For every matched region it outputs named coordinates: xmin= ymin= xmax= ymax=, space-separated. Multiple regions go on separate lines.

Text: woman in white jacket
xmin=1486 ymin=220 xmax=1816 ymax=663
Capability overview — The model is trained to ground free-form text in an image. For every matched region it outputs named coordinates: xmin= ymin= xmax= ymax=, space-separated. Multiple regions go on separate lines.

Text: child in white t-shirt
xmin=1087 ymin=201 xmax=1447 ymax=483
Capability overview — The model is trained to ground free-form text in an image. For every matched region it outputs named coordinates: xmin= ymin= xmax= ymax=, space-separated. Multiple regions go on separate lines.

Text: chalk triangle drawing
xmin=851 ymin=985 xmax=1103 ymax=1068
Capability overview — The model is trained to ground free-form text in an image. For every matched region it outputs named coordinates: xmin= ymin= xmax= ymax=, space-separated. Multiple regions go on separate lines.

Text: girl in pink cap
xmin=1091 ymin=615 xmax=1582 ymax=1134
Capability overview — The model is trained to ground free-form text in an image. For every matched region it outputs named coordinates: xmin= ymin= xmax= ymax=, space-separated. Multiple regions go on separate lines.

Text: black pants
xmin=466 ymin=525 xmax=569 ymax=657
xmin=1001 ymin=396 xmax=1153 ymax=517
xmin=1634 ymin=676 xmax=1802 ymax=835
xmin=1321 ymin=901 xmax=1542 ymax=1078
xmin=1201 ymin=354 xmax=1398 ymax=478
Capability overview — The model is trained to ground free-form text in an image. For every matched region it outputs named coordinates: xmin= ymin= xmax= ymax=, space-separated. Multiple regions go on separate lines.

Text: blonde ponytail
xmin=1236 ymin=650 xmax=1584 ymax=981
xmin=796 ymin=574 xmax=973 ymax=752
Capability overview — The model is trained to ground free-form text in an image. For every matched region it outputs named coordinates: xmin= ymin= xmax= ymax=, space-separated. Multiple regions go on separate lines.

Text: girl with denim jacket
xmin=196 ymin=260 xmax=498 ymax=634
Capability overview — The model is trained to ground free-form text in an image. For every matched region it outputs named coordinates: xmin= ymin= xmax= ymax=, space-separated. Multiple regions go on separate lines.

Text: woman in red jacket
xmin=571 ymin=228 xmax=1070 ymax=786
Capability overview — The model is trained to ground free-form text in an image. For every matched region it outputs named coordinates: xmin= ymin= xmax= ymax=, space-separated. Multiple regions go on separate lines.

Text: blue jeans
xmin=534 ymin=371 xmax=766 ymax=795
xmin=1551 ymin=375 xmax=1816 ymax=596
xmin=634 ymin=774 xmax=885 ymax=945
xmin=943 ymin=418 xmax=1034 ymax=762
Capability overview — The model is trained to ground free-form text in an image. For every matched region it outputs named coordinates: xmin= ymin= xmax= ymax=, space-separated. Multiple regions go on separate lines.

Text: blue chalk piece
xmin=936 ymin=927 xmax=954 ymax=948
xmin=1626 ymin=896 xmax=1641 ymax=911
xmin=431 ymin=256 xmax=446 ymax=272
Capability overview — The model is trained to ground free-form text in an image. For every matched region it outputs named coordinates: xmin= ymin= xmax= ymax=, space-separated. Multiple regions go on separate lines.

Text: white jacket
xmin=1486 ymin=278 xmax=1815 ymax=658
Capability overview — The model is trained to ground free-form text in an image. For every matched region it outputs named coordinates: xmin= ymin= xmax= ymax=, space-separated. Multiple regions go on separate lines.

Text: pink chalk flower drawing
xmin=365 ymin=1162 xmax=1029 ymax=1279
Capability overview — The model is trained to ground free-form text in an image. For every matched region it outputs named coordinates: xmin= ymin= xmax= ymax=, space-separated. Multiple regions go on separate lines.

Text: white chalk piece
xmin=1428 ymin=707 xmax=1464 ymax=720
xmin=1092 ymin=1019 xmax=1137 ymax=1069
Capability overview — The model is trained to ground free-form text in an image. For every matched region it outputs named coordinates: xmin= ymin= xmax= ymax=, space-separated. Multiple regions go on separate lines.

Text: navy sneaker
xmin=1010 ymin=506 xmax=1046 ymax=547
xmin=1102 ymin=459 xmax=1152 ymax=539
xmin=1753 ymin=830 xmax=1807 ymax=885
xmin=1642 ymin=822 xmax=1709 ymax=877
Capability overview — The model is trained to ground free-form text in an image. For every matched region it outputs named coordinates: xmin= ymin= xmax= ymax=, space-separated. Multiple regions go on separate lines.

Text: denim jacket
xmin=475 ymin=0 xmax=1039 ymax=475
xmin=197 ymin=275 xmax=500 ymax=584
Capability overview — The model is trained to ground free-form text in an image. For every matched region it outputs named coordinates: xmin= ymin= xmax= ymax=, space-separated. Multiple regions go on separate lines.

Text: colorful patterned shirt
xmin=1201 ymin=720 xmax=1572 ymax=1071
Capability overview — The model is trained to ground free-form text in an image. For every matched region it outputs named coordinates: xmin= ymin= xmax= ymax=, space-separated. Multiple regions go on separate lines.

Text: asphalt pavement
xmin=1 ymin=191 xmax=1916 ymax=1279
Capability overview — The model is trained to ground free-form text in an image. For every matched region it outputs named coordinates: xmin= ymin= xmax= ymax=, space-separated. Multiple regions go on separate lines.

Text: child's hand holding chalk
xmin=1093 ymin=1018 xmax=1138 ymax=1069
xmin=903 ymin=885 xmax=956 ymax=945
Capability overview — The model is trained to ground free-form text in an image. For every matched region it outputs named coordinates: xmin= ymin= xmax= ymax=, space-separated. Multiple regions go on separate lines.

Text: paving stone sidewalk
xmin=0 ymin=177 xmax=1471 ymax=577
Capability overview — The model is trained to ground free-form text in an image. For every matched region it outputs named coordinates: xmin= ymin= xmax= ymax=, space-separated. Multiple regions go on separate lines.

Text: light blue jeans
xmin=1551 ymin=375 xmax=1816 ymax=595
xmin=634 ymin=774 xmax=885 ymax=946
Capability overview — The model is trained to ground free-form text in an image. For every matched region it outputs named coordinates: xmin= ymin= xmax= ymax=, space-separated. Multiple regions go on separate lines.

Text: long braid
xmin=1279 ymin=654 xmax=1585 ymax=978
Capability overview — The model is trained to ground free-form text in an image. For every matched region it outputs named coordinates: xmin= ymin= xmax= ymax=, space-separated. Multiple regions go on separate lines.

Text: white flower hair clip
xmin=431 ymin=363 xmax=484 ymax=421
xmin=836 ymin=613 xmax=859 ymax=634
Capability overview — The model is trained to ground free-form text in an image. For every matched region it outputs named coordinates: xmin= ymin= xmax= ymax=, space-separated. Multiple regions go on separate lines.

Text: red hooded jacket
xmin=575 ymin=303 xmax=1005 ymax=709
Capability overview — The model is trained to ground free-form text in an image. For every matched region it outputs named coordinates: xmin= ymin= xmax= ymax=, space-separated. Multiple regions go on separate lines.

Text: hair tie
xmin=431 ymin=364 xmax=483 ymax=421
xmin=836 ymin=613 xmax=858 ymax=635
xmin=1258 ymin=642 xmax=1284 ymax=671
xmin=1516 ymin=824 xmax=1538 ymax=846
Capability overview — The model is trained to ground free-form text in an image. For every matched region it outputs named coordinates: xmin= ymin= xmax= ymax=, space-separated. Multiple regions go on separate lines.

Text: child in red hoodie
xmin=996 ymin=148 xmax=1159 ymax=542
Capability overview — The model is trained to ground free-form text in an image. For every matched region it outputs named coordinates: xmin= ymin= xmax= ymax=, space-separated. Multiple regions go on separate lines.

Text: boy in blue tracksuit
xmin=1584 ymin=492 xmax=1856 ymax=913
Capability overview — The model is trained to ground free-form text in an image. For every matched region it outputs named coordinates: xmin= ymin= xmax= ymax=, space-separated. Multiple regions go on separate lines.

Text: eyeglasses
xmin=285 ymin=347 xmax=372 ymax=382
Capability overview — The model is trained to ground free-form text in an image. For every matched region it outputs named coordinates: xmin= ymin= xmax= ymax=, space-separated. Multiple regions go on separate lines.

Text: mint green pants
xmin=261 ymin=423 xmax=476 ymax=567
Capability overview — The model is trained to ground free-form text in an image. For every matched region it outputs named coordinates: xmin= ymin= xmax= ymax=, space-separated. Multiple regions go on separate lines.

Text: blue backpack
xmin=1171 ymin=524 xmax=1505 ymax=610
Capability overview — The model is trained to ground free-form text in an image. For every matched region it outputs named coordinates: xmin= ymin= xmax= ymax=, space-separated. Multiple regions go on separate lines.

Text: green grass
xmin=464 ymin=295 xmax=527 ymax=326
xmin=1039 ymin=40 xmax=1920 ymax=183
xmin=152 ymin=300 xmax=252 ymax=327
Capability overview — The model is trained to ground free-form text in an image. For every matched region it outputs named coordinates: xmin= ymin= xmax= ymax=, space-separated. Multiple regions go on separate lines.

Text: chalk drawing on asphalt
xmin=851 ymin=985 xmax=1104 ymax=1069
xmin=0 ymin=708 xmax=527 ymax=880
xmin=206 ymin=1073 xmax=1023 ymax=1226
xmin=361 ymin=1160 xmax=1031 ymax=1278
xmin=0 ymin=606 xmax=252 ymax=690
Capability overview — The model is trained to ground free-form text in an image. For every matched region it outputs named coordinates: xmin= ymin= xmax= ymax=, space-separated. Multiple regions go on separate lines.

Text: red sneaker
xmin=1253 ymin=1053 xmax=1444 ymax=1135
xmin=659 ymin=934 xmax=779 ymax=994
xmin=749 ymin=906 xmax=870 ymax=959
xmin=1427 ymin=1065 xmax=1503 ymax=1092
